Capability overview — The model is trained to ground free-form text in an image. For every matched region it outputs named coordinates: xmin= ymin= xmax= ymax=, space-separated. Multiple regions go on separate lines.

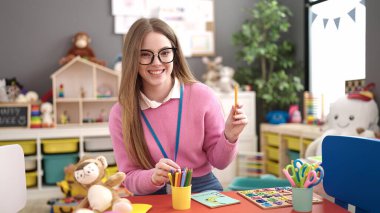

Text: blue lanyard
xmin=140 ymin=84 xmax=183 ymax=162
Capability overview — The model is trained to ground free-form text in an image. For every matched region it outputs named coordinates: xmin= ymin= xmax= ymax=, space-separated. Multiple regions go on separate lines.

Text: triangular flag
xmin=334 ymin=17 xmax=340 ymax=29
xmin=323 ymin=18 xmax=328 ymax=29
xmin=360 ymin=0 xmax=366 ymax=6
xmin=348 ymin=8 xmax=356 ymax=22
xmin=311 ymin=12 xmax=317 ymax=24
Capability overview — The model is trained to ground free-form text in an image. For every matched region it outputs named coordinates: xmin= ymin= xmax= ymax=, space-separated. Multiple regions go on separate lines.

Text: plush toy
xmin=73 ymin=156 xmax=132 ymax=213
xmin=40 ymin=102 xmax=54 ymax=128
xmin=6 ymin=79 xmax=22 ymax=102
xmin=288 ymin=105 xmax=302 ymax=123
xmin=60 ymin=32 xmax=106 ymax=66
xmin=57 ymin=164 xmax=87 ymax=198
xmin=218 ymin=66 xmax=238 ymax=93
xmin=112 ymin=54 xmax=122 ymax=75
xmin=266 ymin=110 xmax=289 ymax=124
xmin=305 ymin=84 xmax=380 ymax=157
xmin=0 ymin=79 xmax=8 ymax=102
xmin=202 ymin=56 xmax=222 ymax=89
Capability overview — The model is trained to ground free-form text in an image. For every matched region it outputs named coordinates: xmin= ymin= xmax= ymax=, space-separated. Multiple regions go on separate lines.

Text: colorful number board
xmin=237 ymin=187 xmax=323 ymax=209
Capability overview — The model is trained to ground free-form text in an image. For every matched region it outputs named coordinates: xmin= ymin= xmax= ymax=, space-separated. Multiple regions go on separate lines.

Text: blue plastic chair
xmin=322 ymin=135 xmax=380 ymax=213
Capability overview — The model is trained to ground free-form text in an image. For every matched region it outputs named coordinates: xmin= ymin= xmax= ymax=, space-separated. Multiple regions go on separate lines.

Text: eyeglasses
xmin=139 ymin=47 xmax=176 ymax=65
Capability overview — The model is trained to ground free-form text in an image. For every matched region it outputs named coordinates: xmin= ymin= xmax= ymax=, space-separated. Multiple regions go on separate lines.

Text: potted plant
xmin=232 ymin=0 xmax=304 ymax=112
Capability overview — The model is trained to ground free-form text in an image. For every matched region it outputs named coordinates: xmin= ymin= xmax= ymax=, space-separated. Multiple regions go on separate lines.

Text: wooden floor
xmin=20 ymin=197 xmax=51 ymax=213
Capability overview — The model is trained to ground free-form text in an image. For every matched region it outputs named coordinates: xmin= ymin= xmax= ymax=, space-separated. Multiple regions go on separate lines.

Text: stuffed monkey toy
xmin=59 ymin=32 xmax=106 ymax=66
xmin=73 ymin=156 xmax=132 ymax=213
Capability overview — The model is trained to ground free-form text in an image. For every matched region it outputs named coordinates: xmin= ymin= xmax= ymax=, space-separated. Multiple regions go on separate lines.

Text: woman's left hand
xmin=224 ymin=104 xmax=248 ymax=143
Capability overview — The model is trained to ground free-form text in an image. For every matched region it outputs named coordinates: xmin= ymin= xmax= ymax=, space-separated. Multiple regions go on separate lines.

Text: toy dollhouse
xmin=50 ymin=56 xmax=120 ymax=126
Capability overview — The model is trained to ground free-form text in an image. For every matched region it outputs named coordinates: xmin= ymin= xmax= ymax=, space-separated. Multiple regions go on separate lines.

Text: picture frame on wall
xmin=112 ymin=0 xmax=215 ymax=57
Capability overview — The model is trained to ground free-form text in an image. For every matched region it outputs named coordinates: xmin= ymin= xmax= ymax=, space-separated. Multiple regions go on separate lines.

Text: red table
xmin=128 ymin=191 xmax=349 ymax=213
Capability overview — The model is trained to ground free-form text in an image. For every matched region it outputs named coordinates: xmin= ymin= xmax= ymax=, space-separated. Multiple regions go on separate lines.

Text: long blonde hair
xmin=119 ymin=18 xmax=197 ymax=169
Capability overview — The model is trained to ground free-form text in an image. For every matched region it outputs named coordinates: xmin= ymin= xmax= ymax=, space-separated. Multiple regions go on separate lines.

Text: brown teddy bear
xmin=59 ymin=32 xmax=106 ymax=66
xmin=73 ymin=156 xmax=132 ymax=213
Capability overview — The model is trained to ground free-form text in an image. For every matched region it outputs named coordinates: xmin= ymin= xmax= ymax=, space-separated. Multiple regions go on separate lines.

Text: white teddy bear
xmin=305 ymin=87 xmax=379 ymax=157
xmin=218 ymin=66 xmax=238 ymax=93
xmin=202 ymin=56 xmax=223 ymax=90
xmin=40 ymin=102 xmax=54 ymax=128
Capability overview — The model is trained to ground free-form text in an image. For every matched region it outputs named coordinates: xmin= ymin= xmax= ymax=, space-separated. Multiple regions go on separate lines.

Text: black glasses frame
xmin=139 ymin=47 xmax=177 ymax=65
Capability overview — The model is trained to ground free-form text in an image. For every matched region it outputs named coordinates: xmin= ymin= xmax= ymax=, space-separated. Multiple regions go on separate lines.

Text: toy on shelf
xmin=60 ymin=110 xmax=70 ymax=124
xmin=58 ymin=84 xmax=65 ymax=98
xmin=80 ymin=87 xmax=86 ymax=98
xmin=218 ymin=66 xmax=238 ymax=93
xmin=6 ymin=80 xmax=22 ymax=102
xmin=59 ymin=32 xmax=106 ymax=66
xmin=30 ymin=104 xmax=41 ymax=128
xmin=73 ymin=156 xmax=133 ymax=213
xmin=40 ymin=102 xmax=54 ymax=128
xmin=288 ymin=105 xmax=302 ymax=123
xmin=112 ymin=54 xmax=122 ymax=75
xmin=83 ymin=112 xmax=94 ymax=123
xmin=202 ymin=56 xmax=222 ymax=90
xmin=266 ymin=110 xmax=289 ymax=125
xmin=303 ymin=92 xmax=324 ymax=125
xmin=96 ymin=109 xmax=107 ymax=123
xmin=305 ymin=83 xmax=380 ymax=157
xmin=0 ymin=79 xmax=8 ymax=102
xmin=97 ymin=85 xmax=113 ymax=98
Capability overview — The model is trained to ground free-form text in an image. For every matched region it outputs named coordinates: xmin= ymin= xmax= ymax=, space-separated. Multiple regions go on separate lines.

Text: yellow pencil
xmin=168 ymin=173 xmax=173 ymax=186
xmin=234 ymin=84 xmax=238 ymax=108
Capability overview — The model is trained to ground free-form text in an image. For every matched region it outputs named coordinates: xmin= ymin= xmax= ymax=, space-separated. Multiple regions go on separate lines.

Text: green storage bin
xmin=43 ymin=153 xmax=79 ymax=185
xmin=288 ymin=150 xmax=300 ymax=161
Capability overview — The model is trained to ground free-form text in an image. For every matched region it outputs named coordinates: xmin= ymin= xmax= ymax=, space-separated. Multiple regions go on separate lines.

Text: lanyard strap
xmin=141 ymin=84 xmax=184 ymax=162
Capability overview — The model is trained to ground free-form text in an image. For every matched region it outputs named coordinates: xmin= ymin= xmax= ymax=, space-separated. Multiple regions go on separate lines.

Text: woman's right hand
xmin=151 ymin=158 xmax=181 ymax=186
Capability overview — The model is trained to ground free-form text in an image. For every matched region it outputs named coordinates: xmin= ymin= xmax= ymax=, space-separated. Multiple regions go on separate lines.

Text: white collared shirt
xmin=140 ymin=78 xmax=180 ymax=110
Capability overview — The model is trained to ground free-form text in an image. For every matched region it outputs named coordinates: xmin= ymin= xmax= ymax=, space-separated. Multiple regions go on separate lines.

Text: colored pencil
xmin=181 ymin=170 xmax=187 ymax=187
xmin=168 ymin=173 xmax=173 ymax=186
xmin=234 ymin=84 xmax=238 ymax=108
xmin=174 ymin=172 xmax=179 ymax=187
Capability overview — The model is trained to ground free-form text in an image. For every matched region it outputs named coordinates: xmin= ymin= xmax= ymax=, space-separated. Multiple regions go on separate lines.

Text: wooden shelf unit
xmin=51 ymin=56 xmax=120 ymax=126
xmin=260 ymin=123 xmax=322 ymax=178
xmin=0 ymin=124 xmax=115 ymax=197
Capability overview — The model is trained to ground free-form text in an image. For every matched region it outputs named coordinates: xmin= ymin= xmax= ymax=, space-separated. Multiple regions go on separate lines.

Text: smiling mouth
xmin=337 ymin=123 xmax=350 ymax=128
xmin=148 ymin=69 xmax=165 ymax=75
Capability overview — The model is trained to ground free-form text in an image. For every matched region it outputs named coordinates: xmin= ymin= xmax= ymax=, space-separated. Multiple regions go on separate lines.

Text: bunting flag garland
xmin=311 ymin=12 xmax=317 ymax=24
xmin=323 ymin=18 xmax=329 ymax=29
xmin=347 ymin=8 xmax=356 ymax=22
xmin=333 ymin=17 xmax=340 ymax=29
xmin=311 ymin=0 xmax=365 ymax=30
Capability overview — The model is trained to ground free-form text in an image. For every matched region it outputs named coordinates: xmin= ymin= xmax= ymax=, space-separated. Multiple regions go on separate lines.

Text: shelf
xmin=260 ymin=123 xmax=322 ymax=178
xmin=0 ymin=125 xmax=113 ymax=195
xmin=56 ymin=98 xmax=81 ymax=102
xmin=56 ymin=97 xmax=118 ymax=102
xmin=82 ymin=97 xmax=118 ymax=102
xmin=51 ymin=57 xmax=120 ymax=127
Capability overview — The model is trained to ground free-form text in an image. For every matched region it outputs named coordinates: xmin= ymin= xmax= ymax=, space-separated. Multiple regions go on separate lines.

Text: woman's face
xmin=138 ymin=32 xmax=174 ymax=90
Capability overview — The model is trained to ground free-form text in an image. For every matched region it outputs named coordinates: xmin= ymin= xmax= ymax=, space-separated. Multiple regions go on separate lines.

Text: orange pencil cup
xmin=171 ymin=185 xmax=192 ymax=210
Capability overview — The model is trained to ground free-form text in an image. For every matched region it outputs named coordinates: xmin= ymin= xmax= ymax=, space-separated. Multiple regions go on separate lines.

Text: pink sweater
xmin=109 ymin=82 xmax=237 ymax=195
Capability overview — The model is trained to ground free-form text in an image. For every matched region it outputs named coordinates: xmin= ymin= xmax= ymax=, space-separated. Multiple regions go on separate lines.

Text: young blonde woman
xmin=109 ymin=18 xmax=248 ymax=195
